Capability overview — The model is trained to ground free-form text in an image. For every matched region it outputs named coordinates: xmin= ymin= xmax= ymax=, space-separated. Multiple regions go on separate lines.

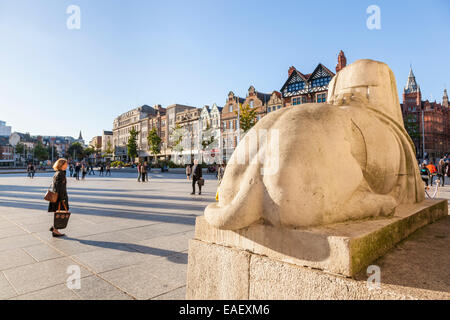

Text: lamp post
xmin=422 ymin=109 xmax=425 ymax=160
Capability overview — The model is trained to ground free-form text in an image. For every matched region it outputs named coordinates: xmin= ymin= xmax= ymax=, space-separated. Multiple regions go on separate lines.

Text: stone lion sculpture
xmin=205 ymin=59 xmax=424 ymax=230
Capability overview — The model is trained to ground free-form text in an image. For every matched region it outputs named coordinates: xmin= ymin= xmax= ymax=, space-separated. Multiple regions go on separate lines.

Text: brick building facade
xmin=401 ymin=68 xmax=450 ymax=159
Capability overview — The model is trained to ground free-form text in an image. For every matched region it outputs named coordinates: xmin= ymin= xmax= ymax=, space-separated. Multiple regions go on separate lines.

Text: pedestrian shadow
xmin=64 ymin=237 xmax=188 ymax=264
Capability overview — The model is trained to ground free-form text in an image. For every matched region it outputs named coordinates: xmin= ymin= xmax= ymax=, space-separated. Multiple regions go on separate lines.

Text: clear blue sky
xmin=0 ymin=0 xmax=449 ymax=143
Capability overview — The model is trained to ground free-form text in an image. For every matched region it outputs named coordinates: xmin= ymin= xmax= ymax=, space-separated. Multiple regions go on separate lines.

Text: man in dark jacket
xmin=74 ymin=163 xmax=81 ymax=180
xmin=191 ymin=160 xmax=203 ymax=195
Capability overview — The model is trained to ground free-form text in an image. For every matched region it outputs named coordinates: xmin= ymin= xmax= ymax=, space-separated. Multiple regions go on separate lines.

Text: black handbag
xmin=198 ymin=177 xmax=205 ymax=186
xmin=54 ymin=201 xmax=71 ymax=229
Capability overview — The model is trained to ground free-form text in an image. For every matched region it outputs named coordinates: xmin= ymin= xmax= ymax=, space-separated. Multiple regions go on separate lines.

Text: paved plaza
xmin=1 ymin=170 xmax=449 ymax=300
xmin=0 ymin=170 xmax=217 ymax=300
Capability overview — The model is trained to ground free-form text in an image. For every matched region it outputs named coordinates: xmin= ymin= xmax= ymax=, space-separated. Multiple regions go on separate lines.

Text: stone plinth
xmin=186 ymin=200 xmax=449 ymax=299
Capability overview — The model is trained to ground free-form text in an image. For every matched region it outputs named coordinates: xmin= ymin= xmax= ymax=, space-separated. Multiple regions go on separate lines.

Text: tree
xmin=169 ymin=124 xmax=183 ymax=150
xmin=404 ymin=114 xmax=421 ymax=156
xmin=147 ymin=128 xmax=162 ymax=164
xmin=201 ymin=136 xmax=215 ymax=151
xmin=104 ymin=140 xmax=114 ymax=157
xmin=95 ymin=141 xmax=101 ymax=152
xmin=15 ymin=142 xmax=25 ymax=155
xmin=404 ymin=114 xmax=420 ymax=140
xmin=84 ymin=146 xmax=95 ymax=157
xmin=127 ymin=127 xmax=139 ymax=162
xmin=68 ymin=142 xmax=84 ymax=160
xmin=34 ymin=141 xmax=49 ymax=161
xmin=235 ymin=103 xmax=257 ymax=133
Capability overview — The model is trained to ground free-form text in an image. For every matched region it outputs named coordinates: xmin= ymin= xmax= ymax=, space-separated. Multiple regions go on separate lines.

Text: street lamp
xmin=422 ymin=109 xmax=425 ymax=160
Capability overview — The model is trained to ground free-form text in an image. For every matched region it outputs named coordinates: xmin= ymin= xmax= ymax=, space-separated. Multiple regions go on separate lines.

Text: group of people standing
xmin=68 ymin=162 xmax=111 ymax=180
xmin=420 ymin=157 xmax=450 ymax=188
xmin=97 ymin=163 xmax=112 ymax=176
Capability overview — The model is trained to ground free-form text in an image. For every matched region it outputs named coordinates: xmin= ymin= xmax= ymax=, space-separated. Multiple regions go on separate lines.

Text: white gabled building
xmin=199 ymin=103 xmax=222 ymax=164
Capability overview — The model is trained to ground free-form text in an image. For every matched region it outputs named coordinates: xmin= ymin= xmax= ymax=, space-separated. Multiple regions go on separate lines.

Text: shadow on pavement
xmin=0 ymin=199 xmax=198 ymax=225
xmin=64 ymin=237 xmax=188 ymax=264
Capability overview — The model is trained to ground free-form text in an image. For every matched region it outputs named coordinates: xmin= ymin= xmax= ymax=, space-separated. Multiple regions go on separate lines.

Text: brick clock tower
xmin=402 ymin=67 xmax=422 ymax=112
xmin=401 ymin=67 xmax=450 ymax=159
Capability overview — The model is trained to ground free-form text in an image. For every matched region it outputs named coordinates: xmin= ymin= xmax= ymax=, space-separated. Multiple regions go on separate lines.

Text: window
xmin=287 ymin=81 xmax=305 ymax=92
xmin=277 ymin=105 xmax=281 ymax=110
xmin=311 ymin=77 xmax=331 ymax=88
xmin=250 ymin=100 xmax=254 ymax=108
xmin=229 ymin=105 xmax=233 ymax=112
xmin=292 ymin=97 xmax=303 ymax=106
xmin=230 ymin=120 xmax=234 ymax=130
xmin=267 ymin=107 xmax=271 ymax=113
xmin=316 ymin=93 xmax=327 ymax=103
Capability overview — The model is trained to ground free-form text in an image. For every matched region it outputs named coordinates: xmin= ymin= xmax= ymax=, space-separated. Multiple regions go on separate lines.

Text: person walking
xmin=141 ymin=162 xmax=148 ymax=182
xmin=217 ymin=163 xmax=225 ymax=185
xmin=106 ymin=163 xmax=111 ymax=176
xmin=137 ymin=162 xmax=142 ymax=182
xmin=69 ymin=164 xmax=74 ymax=177
xmin=74 ymin=162 xmax=81 ymax=180
xmin=426 ymin=162 xmax=437 ymax=186
xmin=81 ymin=163 xmax=87 ymax=180
xmin=190 ymin=159 xmax=203 ymax=195
xmin=186 ymin=164 xmax=191 ymax=180
xmin=27 ymin=163 xmax=35 ymax=179
xmin=48 ymin=158 xmax=70 ymax=237
xmin=420 ymin=162 xmax=431 ymax=188
xmin=437 ymin=159 xmax=446 ymax=187
xmin=30 ymin=163 xmax=35 ymax=179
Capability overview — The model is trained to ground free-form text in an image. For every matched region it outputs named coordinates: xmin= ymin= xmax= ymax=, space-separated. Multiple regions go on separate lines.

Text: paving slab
xmin=0 ymin=248 xmax=37 ymax=271
xmin=99 ymin=263 xmax=180 ymax=300
xmin=133 ymin=231 xmax=194 ymax=256
xmin=0 ymin=234 xmax=41 ymax=252
xmin=22 ymin=244 xmax=63 ymax=262
xmin=2 ymin=257 xmax=93 ymax=295
xmin=71 ymin=275 xmax=134 ymax=300
xmin=9 ymin=283 xmax=80 ymax=300
xmin=0 ymin=272 xmax=17 ymax=299
xmin=72 ymin=246 xmax=148 ymax=273
xmin=152 ymin=286 xmax=186 ymax=300
xmin=0 ymin=225 xmax=28 ymax=239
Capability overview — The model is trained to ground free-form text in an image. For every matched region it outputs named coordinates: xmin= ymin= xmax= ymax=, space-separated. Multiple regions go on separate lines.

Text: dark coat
xmin=192 ymin=164 xmax=202 ymax=180
xmin=438 ymin=162 xmax=445 ymax=175
xmin=48 ymin=170 xmax=69 ymax=212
